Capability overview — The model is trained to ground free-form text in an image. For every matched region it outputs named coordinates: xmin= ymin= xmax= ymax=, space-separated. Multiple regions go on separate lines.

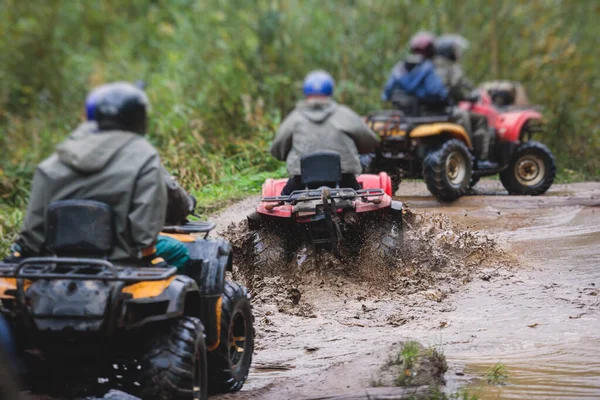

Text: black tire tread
xmin=422 ymin=139 xmax=473 ymax=202
xmin=208 ymin=280 xmax=254 ymax=393
xmin=500 ymin=141 xmax=556 ymax=195
xmin=361 ymin=217 xmax=402 ymax=266
xmin=136 ymin=316 xmax=207 ymax=400
xmin=253 ymin=228 xmax=287 ymax=273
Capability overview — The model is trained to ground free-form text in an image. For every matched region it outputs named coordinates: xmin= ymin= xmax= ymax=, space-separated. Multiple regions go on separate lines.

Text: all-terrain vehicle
xmin=0 ymin=200 xmax=254 ymax=400
xmin=363 ymin=84 xmax=556 ymax=201
xmin=248 ymin=152 xmax=403 ymax=269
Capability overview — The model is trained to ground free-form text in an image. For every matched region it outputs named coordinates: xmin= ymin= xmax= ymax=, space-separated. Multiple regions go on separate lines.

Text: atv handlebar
xmin=0 ymin=257 xmax=177 ymax=282
xmin=261 ymin=188 xmax=385 ymax=204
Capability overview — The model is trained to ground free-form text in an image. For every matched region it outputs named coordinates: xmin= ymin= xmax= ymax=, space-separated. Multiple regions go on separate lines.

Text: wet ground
xmin=213 ymin=180 xmax=600 ymax=399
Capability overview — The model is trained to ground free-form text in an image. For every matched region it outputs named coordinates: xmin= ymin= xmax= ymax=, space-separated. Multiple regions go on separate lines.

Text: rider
xmin=271 ymin=70 xmax=379 ymax=195
xmin=5 ymin=82 xmax=180 ymax=268
xmin=434 ymin=34 xmax=494 ymax=160
xmin=381 ymin=31 xmax=448 ymax=111
xmin=84 ymin=84 xmax=194 ymax=270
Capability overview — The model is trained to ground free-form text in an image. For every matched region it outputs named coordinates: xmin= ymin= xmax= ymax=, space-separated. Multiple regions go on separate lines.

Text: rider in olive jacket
xmin=271 ymin=70 xmax=379 ymax=195
xmin=12 ymin=83 xmax=167 ymax=262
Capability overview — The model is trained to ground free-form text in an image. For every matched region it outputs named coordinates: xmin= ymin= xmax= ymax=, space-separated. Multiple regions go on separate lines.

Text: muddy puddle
xmin=210 ymin=180 xmax=600 ymax=399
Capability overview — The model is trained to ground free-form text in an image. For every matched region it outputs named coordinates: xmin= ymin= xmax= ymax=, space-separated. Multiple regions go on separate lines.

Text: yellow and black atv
xmin=364 ymin=88 xmax=555 ymax=201
xmin=0 ymin=200 xmax=254 ymax=400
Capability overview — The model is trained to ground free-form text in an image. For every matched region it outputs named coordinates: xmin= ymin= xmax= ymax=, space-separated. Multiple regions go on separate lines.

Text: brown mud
xmin=211 ymin=180 xmax=600 ymax=400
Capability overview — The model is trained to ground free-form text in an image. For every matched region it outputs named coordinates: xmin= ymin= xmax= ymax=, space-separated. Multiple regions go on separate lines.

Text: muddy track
xmin=209 ymin=180 xmax=600 ymax=400
xmin=25 ymin=180 xmax=600 ymax=399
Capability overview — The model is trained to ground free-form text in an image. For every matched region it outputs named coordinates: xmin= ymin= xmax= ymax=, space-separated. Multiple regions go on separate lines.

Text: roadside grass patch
xmin=484 ymin=362 xmax=508 ymax=385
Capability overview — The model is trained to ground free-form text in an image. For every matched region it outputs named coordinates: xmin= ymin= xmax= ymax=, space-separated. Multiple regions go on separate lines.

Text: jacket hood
xmin=56 ymin=122 xmax=140 ymax=173
xmin=296 ymin=98 xmax=337 ymax=123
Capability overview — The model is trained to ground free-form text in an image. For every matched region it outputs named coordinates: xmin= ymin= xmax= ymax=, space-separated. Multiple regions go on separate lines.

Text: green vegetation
xmin=484 ymin=362 xmax=508 ymax=385
xmin=1 ymin=0 xmax=598 ymax=252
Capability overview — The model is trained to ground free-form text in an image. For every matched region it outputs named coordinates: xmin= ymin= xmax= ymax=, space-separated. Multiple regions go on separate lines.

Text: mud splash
xmin=224 ymin=208 xmax=511 ymax=300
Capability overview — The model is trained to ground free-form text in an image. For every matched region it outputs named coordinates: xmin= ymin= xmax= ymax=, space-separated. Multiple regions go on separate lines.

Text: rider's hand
xmin=3 ymin=243 xmax=24 ymax=264
xmin=188 ymin=194 xmax=197 ymax=214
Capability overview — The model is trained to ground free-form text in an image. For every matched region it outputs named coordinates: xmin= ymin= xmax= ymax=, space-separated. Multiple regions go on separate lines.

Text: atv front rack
xmin=261 ymin=188 xmax=384 ymax=204
xmin=0 ymin=257 xmax=176 ymax=282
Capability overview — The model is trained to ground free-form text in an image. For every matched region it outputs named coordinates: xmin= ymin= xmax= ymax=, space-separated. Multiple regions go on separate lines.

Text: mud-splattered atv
xmin=364 ymin=87 xmax=556 ymax=201
xmin=248 ymin=152 xmax=403 ymax=270
xmin=0 ymin=200 xmax=254 ymax=400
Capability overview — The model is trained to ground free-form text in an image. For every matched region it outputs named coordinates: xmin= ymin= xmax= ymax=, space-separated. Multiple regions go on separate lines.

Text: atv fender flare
xmin=123 ymin=275 xmax=201 ymax=330
xmin=495 ymin=110 xmax=543 ymax=142
xmin=410 ymin=123 xmax=473 ymax=149
xmin=184 ymin=238 xmax=233 ymax=350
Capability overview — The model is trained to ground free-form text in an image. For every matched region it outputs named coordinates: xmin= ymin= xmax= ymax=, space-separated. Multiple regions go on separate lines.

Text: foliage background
xmin=0 ymin=0 xmax=598 ymax=252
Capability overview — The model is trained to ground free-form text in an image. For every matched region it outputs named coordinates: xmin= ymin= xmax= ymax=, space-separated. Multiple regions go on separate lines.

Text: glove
xmin=188 ymin=194 xmax=197 ymax=214
xmin=3 ymin=243 xmax=24 ymax=264
xmin=148 ymin=256 xmax=169 ymax=269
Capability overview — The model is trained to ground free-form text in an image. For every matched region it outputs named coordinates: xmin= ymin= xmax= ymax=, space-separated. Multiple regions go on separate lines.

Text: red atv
xmin=365 ymin=84 xmax=556 ymax=200
xmin=247 ymin=152 xmax=403 ymax=269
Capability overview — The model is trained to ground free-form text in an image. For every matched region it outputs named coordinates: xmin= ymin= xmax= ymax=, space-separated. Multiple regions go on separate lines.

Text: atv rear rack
xmin=0 ymin=257 xmax=176 ymax=282
xmin=366 ymin=109 xmax=451 ymax=125
xmin=262 ymin=188 xmax=384 ymax=204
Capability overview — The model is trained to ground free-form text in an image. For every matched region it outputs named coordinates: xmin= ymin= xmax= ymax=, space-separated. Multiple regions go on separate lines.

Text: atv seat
xmin=300 ymin=151 xmax=342 ymax=189
xmin=46 ymin=200 xmax=114 ymax=257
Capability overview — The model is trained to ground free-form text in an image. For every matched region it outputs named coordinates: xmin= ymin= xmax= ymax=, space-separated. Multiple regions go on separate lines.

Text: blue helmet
xmin=303 ymin=70 xmax=335 ymax=97
xmin=85 ymin=87 xmax=103 ymax=121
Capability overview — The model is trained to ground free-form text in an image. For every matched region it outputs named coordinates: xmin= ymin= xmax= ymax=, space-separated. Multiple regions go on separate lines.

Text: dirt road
xmin=213 ymin=180 xmax=600 ymax=400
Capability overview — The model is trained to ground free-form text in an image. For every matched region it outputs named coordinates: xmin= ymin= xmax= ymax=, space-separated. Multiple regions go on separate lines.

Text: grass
xmin=484 ymin=362 xmax=508 ymax=385
xmin=401 ymin=341 xmax=421 ymax=370
xmin=192 ymin=165 xmax=286 ymax=215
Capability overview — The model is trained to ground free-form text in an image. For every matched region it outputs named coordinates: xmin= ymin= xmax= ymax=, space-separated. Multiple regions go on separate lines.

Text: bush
xmin=0 ymin=0 xmax=598 ymax=250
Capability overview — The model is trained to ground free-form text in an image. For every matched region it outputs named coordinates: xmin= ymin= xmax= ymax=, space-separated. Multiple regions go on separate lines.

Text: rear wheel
xmin=208 ymin=281 xmax=254 ymax=393
xmin=423 ymin=139 xmax=473 ymax=202
xmin=135 ymin=317 xmax=208 ymax=400
xmin=253 ymin=228 xmax=288 ymax=274
xmin=360 ymin=217 xmax=402 ymax=267
xmin=500 ymin=141 xmax=555 ymax=195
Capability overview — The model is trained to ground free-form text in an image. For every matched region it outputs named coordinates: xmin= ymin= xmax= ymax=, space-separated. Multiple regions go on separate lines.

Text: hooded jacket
xmin=270 ymin=98 xmax=378 ymax=176
xmin=16 ymin=122 xmax=167 ymax=261
xmin=434 ymin=56 xmax=473 ymax=103
xmin=382 ymin=58 xmax=448 ymax=104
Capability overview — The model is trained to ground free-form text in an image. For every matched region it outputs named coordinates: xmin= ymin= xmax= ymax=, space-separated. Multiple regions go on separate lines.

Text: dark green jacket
xmin=16 ymin=122 xmax=167 ymax=261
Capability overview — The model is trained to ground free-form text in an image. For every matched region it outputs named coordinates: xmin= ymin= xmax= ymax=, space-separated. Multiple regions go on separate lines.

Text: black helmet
xmin=89 ymin=82 xmax=150 ymax=135
xmin=434 ymin=34 xmax=469 ymax=62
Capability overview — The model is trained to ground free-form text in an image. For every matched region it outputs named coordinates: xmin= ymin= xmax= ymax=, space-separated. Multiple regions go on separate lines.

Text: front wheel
xmin=500 ymin=141 xmax=556 ymax=195
xmin=423 ymin=139 xmax=473 ymax=202
xmin=208 ymin=281 xmax=254 ymax=393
